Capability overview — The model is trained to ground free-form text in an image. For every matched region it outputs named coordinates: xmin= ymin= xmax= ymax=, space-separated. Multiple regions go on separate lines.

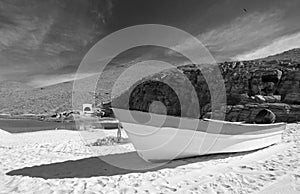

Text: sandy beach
xmin=0 ymin=124 xmax=299 ymax=194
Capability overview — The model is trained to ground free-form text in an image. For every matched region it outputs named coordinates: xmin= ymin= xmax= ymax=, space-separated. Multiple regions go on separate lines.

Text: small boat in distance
xmin=116 ymin=109 xmax=286 ymax=162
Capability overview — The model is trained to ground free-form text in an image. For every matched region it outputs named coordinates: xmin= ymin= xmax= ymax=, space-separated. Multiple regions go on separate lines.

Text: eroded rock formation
xmin=112 ymin=59 xmax=300 ymax=122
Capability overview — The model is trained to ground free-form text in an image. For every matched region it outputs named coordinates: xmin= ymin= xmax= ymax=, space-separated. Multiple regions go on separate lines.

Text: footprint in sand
xmin=239 ymin=165 xmax=255 ymax=171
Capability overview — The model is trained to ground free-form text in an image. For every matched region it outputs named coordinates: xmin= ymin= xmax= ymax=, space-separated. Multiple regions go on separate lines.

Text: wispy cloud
xmin=198 ymin=9 xmax=285 ymax=61
xmin=26 ymin=72 xmax=99 ymax=88
xmin=232 ymin=31 xmax=300 ymax=61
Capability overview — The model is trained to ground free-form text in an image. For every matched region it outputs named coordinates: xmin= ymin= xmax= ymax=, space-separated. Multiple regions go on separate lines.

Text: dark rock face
xmin=254 ymin=109 xmax=276 ymax=124
xmin=113 ymin=67 xmax=206 ymax=119
xmin=129 ymin=81 xmax=181 ymax=117
xmin=113 ymin=59 xmax=300 ymax=122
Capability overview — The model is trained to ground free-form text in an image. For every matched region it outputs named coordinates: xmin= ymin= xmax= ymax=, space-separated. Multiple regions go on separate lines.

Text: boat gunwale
xmin=115 ymin=109 xmax=286 ymax=126
xmin=116 ymin=110 xmax=286 ymax=136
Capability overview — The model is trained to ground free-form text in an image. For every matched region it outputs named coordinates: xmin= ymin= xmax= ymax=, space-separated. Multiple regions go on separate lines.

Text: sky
xmin=0 ymin=0 xmax=299 ymax=87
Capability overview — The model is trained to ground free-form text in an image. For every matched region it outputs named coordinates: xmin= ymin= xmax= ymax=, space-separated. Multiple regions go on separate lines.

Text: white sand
xmin=0 ymin=124 xmax=299 ymax=194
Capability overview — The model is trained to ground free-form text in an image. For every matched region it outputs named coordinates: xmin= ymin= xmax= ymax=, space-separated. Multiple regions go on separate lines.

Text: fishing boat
xmin=116 ymin=109 xmax=286 ymax=162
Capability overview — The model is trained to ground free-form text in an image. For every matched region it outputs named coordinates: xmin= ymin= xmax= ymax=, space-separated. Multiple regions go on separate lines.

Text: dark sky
xmin=0 ymin=0 xmax=300 ymax=86
xmin=108 ymin=0 xmax=300 ymax=61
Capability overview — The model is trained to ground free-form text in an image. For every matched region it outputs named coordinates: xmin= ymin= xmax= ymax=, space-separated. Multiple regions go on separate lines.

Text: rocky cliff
xmin=112 ymin=55 xmax=300 ymax=123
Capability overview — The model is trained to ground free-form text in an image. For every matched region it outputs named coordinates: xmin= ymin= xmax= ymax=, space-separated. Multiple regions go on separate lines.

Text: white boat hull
xmin=116 ymin=110 xmax=286 ymax=162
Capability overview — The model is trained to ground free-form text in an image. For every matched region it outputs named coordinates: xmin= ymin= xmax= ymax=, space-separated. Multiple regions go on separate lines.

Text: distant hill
xmin=0 ymin=81 xmax=72 ymax=114
xmin=259 ymin=48 xmax=300 ymax=62
xmin=0 ymin=63 xmax=129 ymax=114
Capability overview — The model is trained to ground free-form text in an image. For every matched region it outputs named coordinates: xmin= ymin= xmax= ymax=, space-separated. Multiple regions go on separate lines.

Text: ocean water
xmin=0 ymin=119 xmax=77 ymax=133
xmin=0 ymin=118 xmax=119 ymax=133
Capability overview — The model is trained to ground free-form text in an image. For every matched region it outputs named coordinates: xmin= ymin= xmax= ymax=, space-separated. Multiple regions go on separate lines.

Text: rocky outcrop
xmin=226 ymin=103 xmax=300 ymax=123
xmin=112 ymin=59 xmax=300 ymax=122
xmin=113 ymin=65 xmax=226 ymax=119
xmin=221 ymin=61 xmax=300 ymax=100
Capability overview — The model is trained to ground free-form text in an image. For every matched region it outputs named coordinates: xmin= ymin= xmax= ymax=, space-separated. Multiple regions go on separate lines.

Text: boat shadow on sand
xmin=6 ymin=148 xmax=267 ymax=179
